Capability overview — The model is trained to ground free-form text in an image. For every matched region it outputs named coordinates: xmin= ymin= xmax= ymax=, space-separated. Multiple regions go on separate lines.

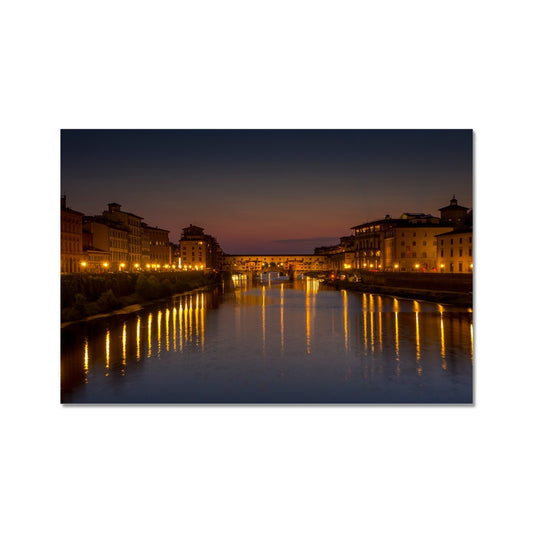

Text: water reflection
xmin=61 ymin=280 xmax=473 ymax=403
xmin=280 ymin=283 xmax=284 ymax=353
xmin=83 ymin=337 xmax=89 ymax=381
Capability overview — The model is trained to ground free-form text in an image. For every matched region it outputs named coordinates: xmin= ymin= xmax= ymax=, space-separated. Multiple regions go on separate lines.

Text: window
xmin=401 ymin=241 xmax=405 ymax=246
xmin=450 ymin=263 xmax=454 ymax=272
xmin=459 ymin=238 xmax=463 ymax=244
xmin=459 ymin=249 xmax=463 ymax=257
xmin=450 ymin=249 xmax=454 ymax=257
xmin=441 ymin=240 xmax=444 ymax=245
xmin=413 ymin=232 xmax=416 ymax=237
xmin=422 ymin=241 xmax=427 ymax=246
xmin=412 ymin=241 xmax=416 ymax=246
xmin=451 ymin=239 xmax=454 ymax=245
xmin=458 ymin=263 xmax=463 ymax=272
xmin=440 ymin=250 xmax=444 ymax=257
xmin=469 ymin=248 xmax=472 ymax=256
xmin=412 ymin=252 xmax=417 ymax=258
xmin=401 ymin=252 xmax=405 ymax=258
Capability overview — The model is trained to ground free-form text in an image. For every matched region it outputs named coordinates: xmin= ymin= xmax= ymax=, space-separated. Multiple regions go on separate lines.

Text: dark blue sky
xmin=61 ymin=130 xmax=472 ymax=253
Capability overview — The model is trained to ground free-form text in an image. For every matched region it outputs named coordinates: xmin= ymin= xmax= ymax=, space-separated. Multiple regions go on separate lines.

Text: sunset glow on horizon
xmin=61 ymin=129 xmax=472 ymax=253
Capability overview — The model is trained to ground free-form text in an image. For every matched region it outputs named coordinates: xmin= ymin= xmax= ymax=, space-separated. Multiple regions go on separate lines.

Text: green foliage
xmin=160 ymin=278 xmax=174 ymax=297
xmin=97 ymin=289 xmax=120 ymax=313
xmin=61 ymin=271 xmax=219 ymax=322
xmin=135 ymin=274 xmax=150 ymax=299
xmin=146 ymin=275 xmax=161 ymax=299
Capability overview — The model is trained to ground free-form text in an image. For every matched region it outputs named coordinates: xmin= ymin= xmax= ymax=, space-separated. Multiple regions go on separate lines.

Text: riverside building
xmin=142 ymin=223 xmax=172 ymax=268
xmin=102 ymin=203 xmax=143 ymax=270
xmin=340 ymin=197 xmax=470 ymax=273
xmin=61 ymin=196 xmax=84 ymax=273
xmin=179 ymin=224 xmax=223 ymax=271
xmin=82 ymin=216 xmax=129 ymax=272
xmin=436 ymin=229 xmax=473 ymax=273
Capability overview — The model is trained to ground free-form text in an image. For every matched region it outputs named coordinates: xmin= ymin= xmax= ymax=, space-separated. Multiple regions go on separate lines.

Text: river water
xmin=61 ymin=277 xmax=473 ymax=403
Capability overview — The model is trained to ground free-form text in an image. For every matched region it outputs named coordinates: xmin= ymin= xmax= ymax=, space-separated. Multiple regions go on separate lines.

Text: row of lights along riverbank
xmin=79 ymin=262 xmax=204 ymax=272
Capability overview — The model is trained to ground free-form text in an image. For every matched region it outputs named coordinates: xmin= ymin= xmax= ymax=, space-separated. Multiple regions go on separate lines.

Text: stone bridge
xmin=222 ymin=254 xmax=330 ymax=278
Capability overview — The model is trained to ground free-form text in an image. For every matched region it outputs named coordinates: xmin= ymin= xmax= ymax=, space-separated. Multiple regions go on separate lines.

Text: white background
xmin=2 ymin=1 xmax=532 ymax=532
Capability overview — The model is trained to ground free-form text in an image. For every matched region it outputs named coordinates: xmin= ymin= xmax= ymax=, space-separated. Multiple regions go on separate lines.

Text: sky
xmin=61 ymin=129 xmax=472 ymax=254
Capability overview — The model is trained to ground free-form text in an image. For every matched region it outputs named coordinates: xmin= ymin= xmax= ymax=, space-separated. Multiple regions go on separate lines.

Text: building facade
xmin=436 ymin=229 xmax=473 ymax=273
xmin=82 ymin=216 xmax=129 ymax=271
xmin=102 ymin=203 xmax=143 ymax=269
xmin=61 ymin=196 xmax=84 ymax=273
xmin=345 ymin=200 xmax=471 ymax=273
xmin=142 ymin=223 xmax=171 ymax=267
xmin=383 ymin=221 xmax=454 ymax=272
xmin=141 ymin=231 xmax=151 ymax=269
xmin=179 ymin=225 xmax=223 ymax=271
xmin=438 ymin=195 xmax=469 ymax=226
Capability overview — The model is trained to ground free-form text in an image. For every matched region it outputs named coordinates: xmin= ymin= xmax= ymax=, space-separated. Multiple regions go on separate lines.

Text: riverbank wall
xmin=325 ymin=271 xmax=473 ymax=306
xmin=61 ymin=271 xmax=220 ymax=323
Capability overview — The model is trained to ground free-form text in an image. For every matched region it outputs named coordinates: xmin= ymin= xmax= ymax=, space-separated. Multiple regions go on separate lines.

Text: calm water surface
xmin=61 ymin=278 xmax=473 ymax=403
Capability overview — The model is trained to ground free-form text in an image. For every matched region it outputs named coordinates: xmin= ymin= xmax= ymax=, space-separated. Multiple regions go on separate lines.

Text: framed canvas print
xmin=61 ymin=129 xmax=473 ymax=404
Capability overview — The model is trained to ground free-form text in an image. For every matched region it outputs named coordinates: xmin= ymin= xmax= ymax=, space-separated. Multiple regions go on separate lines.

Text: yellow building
xmin=179 ymin=225 xmax=223 ymax=271
xmin=83 ymin=216 xmax=129 ymax=272
xmin=436 ymin=229 xmax=473 ymax=273
xmin=383 ymin=223 xmax=454 ymax=272
xmin=350 ymin=212 xmax=454 ymax=272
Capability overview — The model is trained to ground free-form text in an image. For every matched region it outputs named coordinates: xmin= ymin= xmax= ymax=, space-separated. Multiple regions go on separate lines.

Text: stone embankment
xmin=323 ymin=271 xmax=473 ymax=307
